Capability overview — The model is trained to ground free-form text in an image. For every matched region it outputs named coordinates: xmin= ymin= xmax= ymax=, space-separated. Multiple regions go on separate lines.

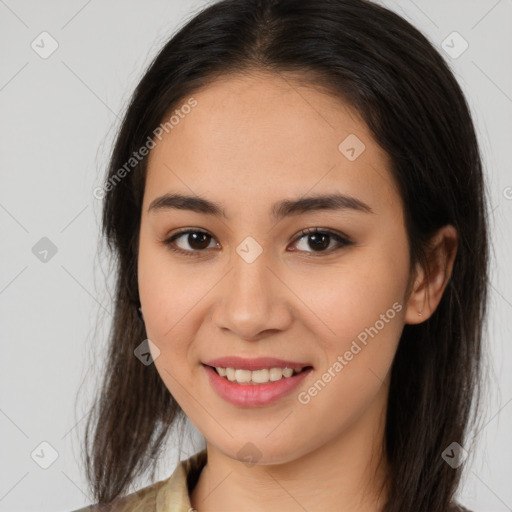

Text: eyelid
xmin=291 ymin=227 xmax=353 ymax=256
xmin=162 ymin=227 xmax=353 ymax=257
xmin=163 ymin=227 xmax=218 ymax=257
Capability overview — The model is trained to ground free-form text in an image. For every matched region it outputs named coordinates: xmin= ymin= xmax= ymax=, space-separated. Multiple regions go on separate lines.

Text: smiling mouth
xmin=205 ymin=364 xmax=313 ymax=385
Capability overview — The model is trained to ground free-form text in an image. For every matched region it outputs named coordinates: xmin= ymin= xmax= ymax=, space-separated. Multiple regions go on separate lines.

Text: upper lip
xmin=203 ymin=356 xmax=313 ymax=371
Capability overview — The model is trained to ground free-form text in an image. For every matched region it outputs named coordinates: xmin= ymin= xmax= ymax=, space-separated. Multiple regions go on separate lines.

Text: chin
xmin=216 ymin=439 xmax=304 ymax=467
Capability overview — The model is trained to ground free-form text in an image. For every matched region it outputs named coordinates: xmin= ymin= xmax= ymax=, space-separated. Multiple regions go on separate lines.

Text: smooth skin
xmin=137 ymin=71 xmax=458 ymax=512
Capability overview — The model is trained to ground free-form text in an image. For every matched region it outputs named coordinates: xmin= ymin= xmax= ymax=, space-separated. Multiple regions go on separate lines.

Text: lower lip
xmin=203 ymin=364 xmax=313 ymax=407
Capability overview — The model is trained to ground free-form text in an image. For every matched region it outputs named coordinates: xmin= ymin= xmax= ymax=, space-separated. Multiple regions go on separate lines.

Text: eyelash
xmin=162 ymin=227 xmax=353 ymax=258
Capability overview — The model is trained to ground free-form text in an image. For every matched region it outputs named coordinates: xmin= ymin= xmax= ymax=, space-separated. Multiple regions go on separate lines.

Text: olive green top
xmin=70 ymin=449 xmax=207 ymax=512
xmin=70 ymin=448 xmax=473 ymax=511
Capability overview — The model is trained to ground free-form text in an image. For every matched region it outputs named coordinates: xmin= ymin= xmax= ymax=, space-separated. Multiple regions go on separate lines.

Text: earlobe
xmin=404 ymin=225 xmax=458 ymax=325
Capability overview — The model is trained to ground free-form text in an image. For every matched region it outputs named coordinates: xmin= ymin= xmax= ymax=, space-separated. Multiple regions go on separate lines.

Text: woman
xmin=74 ymin=0 xmax=489 ymax=510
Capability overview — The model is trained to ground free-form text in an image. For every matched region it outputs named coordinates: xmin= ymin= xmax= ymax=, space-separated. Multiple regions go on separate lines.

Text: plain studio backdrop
xmin=0 ymin=1 xmax=511 ymax=511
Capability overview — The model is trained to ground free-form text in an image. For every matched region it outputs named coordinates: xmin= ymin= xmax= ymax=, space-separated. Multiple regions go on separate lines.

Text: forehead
xmin=144 ymin=72 xmax=400 ymax=217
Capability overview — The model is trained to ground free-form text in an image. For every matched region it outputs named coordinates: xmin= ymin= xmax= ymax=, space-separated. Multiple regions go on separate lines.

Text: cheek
xmin=287 ymin=249 xmax=408 ymax=346
xmin=297 ymin=242 xmax=408 ymax=393
xmin=137 ymin=251 xmax=202 ymax=404
xmin=295 ymin=271 xmax=405 ymax=438
xmin=138 ymin=231 xmax=201 ymax=332
xmin=137 ymin=242 xmax=225 ymax=399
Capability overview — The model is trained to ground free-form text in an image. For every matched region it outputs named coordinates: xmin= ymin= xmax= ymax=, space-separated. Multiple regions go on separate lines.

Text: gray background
xmin=0 ymin=0 xmax=511 ymax=510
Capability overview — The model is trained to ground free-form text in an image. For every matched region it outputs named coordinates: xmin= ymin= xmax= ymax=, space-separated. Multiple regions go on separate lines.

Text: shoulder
xmin=69 ymin=448 xmax=207 ymax=512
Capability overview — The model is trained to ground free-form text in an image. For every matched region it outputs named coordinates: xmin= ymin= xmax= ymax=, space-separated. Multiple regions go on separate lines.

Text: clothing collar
xmin=156 ymin=448 xmax=207 ymax=512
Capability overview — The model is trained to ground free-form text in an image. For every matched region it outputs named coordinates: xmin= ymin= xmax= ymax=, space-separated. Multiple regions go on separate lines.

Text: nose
xmin=210 ymin=248 xmax=293 ymax=341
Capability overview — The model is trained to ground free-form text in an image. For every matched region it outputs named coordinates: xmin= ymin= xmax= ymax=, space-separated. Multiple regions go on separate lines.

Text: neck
xmin=190 ymin=385 xmax=390 ymax=512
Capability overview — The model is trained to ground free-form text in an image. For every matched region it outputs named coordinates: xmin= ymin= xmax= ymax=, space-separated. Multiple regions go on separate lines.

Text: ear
xmin=404 ymin=225 xmax=458 ymax=325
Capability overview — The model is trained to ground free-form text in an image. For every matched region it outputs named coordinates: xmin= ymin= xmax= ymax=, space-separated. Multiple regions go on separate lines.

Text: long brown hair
xmin=81 ymin=1 xmax=491 ymax=510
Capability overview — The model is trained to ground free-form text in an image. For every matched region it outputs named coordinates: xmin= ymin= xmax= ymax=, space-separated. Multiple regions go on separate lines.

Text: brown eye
xmin=304 ymin=232 xmax=330 ymax=251
xmin=291 ymin=228 xmax=353 ymax=255
xmin=164 ymin=229 xmax=218 ymax=256
xmin=182 ymin=232 xmax=212 ymax=250
xmin=163 ymin=227 xmax=353 ymax=258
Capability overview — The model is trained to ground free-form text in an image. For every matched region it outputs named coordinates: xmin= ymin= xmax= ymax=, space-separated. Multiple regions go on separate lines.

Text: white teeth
xmin=235 ymin=369 xmax=252 ymax=383
xmin=252 ymin=369 xmax=269 ymax=383
xmin=282 ymin=368 xmax=294 ymax=378
xmin=226 ymin=368 xmax=236 ymax=381
xmin=269 ymin=368 xmax=283 ymax=381
xmin=214 ymin=366 xmax=306 ymax=384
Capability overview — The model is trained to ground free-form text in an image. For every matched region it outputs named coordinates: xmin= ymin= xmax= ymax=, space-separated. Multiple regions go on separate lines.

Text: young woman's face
xmin=138 ymin=72 xmax=414 ymax=464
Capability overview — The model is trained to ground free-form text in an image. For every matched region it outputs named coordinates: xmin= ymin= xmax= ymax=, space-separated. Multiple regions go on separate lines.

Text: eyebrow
xmin=147 ymin=192 xmax=374 ymax=219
